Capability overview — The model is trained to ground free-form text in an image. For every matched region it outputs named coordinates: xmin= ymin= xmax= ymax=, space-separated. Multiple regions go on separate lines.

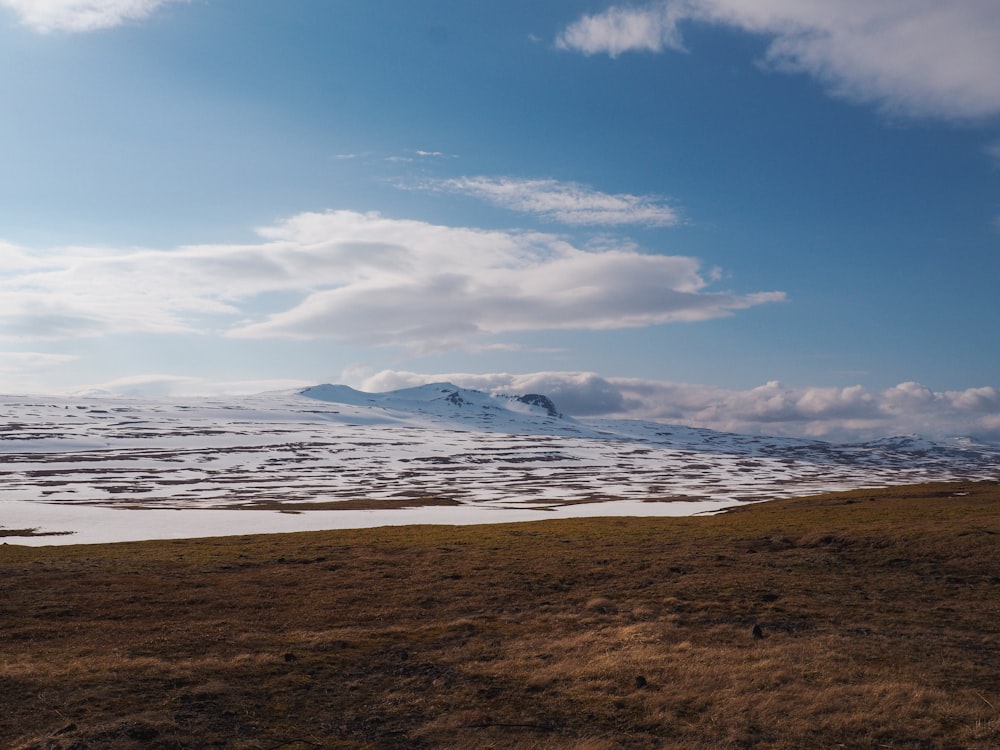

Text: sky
xmin=0 ymin=0 xmax=998 ymax=442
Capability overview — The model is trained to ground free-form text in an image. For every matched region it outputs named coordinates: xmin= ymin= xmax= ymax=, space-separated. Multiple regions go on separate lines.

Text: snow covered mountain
xmin=1 ymin=383 xmax=997 ymax=544
xmin=301 ymin=382 xmax=998 ymax=467
xmin=300 ymin=382 xmax=565 ymax=426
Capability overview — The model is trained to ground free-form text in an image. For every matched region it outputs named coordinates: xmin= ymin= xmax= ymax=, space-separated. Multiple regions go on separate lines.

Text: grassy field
xmin=2 ymin=481 xmax=999 ymax=749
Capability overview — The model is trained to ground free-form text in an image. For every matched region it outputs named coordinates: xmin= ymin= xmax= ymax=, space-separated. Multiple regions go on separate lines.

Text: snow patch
xmin=1 ymin=384 xmax=996 ymax=546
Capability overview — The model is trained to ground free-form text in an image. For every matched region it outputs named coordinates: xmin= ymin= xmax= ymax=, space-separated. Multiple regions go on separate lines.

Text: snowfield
xmin=2 ymin=383 xmax=997 ymax=545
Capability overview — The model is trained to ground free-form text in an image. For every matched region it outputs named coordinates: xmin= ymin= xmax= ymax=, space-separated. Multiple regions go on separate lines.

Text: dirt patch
xmin=0 ymin=527 xmax=75 ymax=538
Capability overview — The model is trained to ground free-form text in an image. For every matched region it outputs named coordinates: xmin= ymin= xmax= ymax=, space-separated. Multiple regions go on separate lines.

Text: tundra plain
xmin=3 ymin=481 xmax=999 ymax=749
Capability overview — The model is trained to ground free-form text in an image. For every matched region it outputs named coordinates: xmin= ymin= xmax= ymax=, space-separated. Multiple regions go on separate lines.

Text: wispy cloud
xmin=359 ymin=370 xmax=1000 ymax=442
xmin=0 ymin=351 xmax=78 ymax=393
xmin=75 ymin=373 xmax=313 ymax=398
xmin=0 ymin=351 xmax=78 ymax=372
xmin=0 ymin=210 xmax=781 ymax=351
xmin=333 ymin=150 xmax=452 ymax=163
xmin=0 ymin=0 xmax=183 ymax=33
xmin=384 ymin=150 xmax=455 ymax=164
xmin=557 ymin=1 xmax=1000 ymax=120
xmin=416 ymin=176 xmax=681 ymax=226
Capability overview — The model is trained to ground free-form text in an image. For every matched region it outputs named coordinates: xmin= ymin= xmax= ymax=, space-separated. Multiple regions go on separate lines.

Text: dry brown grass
xmin=2 ymin=481 xmax=999 ymax=749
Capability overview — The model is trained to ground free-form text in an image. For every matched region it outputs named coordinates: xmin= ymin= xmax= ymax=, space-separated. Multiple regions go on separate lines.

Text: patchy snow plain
xmin=2 ymin=383 xmax=998 ymax=545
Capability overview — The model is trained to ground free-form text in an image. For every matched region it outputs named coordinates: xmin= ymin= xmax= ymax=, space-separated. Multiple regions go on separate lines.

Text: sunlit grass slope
xmin=2 ymin=481 xmax=999 ymax=749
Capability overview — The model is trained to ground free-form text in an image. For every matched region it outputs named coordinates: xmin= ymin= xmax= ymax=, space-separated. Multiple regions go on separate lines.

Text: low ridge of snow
xmin=852 ymin=434 xmax=942 ymax=452
xmin=1 ymin=384 xmax=996 ymax=546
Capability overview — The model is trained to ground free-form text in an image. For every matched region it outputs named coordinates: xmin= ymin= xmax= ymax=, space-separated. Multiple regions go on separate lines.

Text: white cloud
xmin=0 ymin=241 xmax=45 ymax=271
xmin=358 ymin=369 xmax=1000 ymax=442
xmin=361 ymin=369 xmax=629 ymax=416
xmin=557 ymin=1 xmax=1000 ymax=120
xmin=0 ymin=210 xmax=782 ymax=350
xmin=555 ymin=1 xmax=688 ymax=57
xmin=234 ymin=211 xmax=780 ymax=345
xmin=420 ymin=176 xmax=681 ymax=226
xmin=947 ymin=386 xmax=1000 ymax=413
xmin=0 ymin=241 xmax=243 ymax=339
xmin=881 ymin=380 xmax=935 ymax=412
xmin=0 ymin=0 xmax=183 ymax=32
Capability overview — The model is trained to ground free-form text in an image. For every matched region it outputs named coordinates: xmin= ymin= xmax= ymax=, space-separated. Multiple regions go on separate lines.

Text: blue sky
xmin=1 ymin=0 xmax=998 ymax=441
